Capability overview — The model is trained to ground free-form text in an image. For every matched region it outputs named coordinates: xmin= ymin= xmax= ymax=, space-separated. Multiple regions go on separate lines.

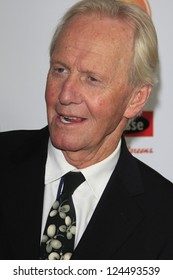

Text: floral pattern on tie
xmin=41 ymin=199 xmax=76 ymax=260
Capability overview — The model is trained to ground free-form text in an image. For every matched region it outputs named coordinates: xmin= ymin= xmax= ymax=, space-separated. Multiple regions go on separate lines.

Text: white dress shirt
xmin=41 ymin=139 xmax=121 ymax=247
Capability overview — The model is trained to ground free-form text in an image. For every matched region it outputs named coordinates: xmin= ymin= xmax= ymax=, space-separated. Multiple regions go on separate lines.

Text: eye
xmin=89 ymin=76 xmax=98 ymax=82
xmin=56 ymin=67 xmax=66 ymax=73
xmin=88 ymin=75 xmax=100 ymax=84
xmin=51 ymin=65 xmax=68 ymax=78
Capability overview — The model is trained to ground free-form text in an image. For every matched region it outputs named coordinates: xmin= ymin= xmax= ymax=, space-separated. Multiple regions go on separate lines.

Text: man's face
xmin=45 ymin=14 xmax=135 ymax=167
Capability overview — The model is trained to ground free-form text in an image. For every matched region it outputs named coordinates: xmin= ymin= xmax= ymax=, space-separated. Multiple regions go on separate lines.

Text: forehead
xmin=52 ymin=14 xmax=134 ymax=71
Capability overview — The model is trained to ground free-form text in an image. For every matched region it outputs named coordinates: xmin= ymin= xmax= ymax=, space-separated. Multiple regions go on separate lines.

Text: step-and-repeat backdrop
xmin=0 ymin=0 xmax=172 ymax=182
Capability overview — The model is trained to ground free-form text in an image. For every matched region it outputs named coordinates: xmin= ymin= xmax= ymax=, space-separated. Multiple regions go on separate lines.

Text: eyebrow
xmin=50 ymin=59 xmax=70 ymax=69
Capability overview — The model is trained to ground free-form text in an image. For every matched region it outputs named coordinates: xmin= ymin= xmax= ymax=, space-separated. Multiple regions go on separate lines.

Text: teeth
xmin=60 ymin=115 xmax=80 ymax=124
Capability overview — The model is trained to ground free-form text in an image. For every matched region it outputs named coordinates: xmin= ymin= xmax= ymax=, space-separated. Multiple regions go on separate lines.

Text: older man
xmin=0 ymin=0 xmax=173 ymax=260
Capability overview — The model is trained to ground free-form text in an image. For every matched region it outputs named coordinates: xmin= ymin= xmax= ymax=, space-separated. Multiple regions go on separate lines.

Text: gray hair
xmin=49 ymin=0 xmax=159 ymax=87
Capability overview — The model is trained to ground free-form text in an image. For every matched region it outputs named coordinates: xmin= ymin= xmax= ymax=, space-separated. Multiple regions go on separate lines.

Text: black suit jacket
xmin=0 ymin=126 xmax=173 ymax=260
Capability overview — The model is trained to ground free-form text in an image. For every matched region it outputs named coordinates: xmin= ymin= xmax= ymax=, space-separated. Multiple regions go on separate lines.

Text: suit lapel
xmin=72 ymin=138 xmax=145 ymax=259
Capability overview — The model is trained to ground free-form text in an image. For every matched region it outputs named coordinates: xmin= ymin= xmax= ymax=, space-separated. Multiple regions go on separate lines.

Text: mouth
xmin=59 ymin=115 xmax=86 ymax=124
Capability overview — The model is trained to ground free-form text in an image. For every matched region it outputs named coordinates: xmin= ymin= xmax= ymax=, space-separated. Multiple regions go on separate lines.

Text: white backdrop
xmin=0 ymin=0 xmax=172 ymax=182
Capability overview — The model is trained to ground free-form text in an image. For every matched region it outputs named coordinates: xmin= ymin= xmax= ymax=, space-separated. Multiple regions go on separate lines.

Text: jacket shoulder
xmin=136 ymin=157 xmax=173 ymax=187
xmin=119 ymin=137 xmax=172 ymax=188
xmin=0 ymin=126 xmax=49 ymax=156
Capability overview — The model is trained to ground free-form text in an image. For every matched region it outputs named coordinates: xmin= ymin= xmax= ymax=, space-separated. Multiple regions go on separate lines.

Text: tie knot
xmin=62 ymin=171 xmax=85 ymax=195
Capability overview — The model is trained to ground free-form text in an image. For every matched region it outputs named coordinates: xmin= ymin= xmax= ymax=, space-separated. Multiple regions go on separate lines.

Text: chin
xmin=50 ymin=136 xmax=80 ymax=152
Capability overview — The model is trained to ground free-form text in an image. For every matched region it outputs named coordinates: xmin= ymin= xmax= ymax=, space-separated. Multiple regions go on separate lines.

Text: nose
xmin=58 ymin=73 xmax=82 ymax=105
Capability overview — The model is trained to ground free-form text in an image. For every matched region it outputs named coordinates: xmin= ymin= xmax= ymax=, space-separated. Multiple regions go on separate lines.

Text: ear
xmin=124 ymin=84 xmax=152 ymax=119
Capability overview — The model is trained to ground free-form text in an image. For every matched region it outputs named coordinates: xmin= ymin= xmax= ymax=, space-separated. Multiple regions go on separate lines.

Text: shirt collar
xmin=45 ymin=139 xmax=121 ymax=198
xmin=80 ymin=141 xmax=121 ymax=199
xmin=45 ymin=139 xmax=76 ymax=184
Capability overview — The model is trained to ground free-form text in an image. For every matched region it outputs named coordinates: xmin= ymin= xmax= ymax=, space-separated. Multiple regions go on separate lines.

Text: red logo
xmin=122 ymin=0 xmax=151 ymax=16
xmin=124 ymin=111 xmax=153 ymax=137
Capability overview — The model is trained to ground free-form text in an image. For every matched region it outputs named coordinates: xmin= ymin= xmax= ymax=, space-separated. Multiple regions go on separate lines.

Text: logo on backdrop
xmin=122 ymin=0 xmax=151 ymax=16
xmin=124 ymin=111 xmax=153 ymax=137
xmin=125 ymin=112 xmax=154 ymax=154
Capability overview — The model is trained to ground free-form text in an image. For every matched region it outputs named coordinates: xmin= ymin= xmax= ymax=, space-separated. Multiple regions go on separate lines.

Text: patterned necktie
xmin=40 ymin=172 xmax=85 ymax=260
